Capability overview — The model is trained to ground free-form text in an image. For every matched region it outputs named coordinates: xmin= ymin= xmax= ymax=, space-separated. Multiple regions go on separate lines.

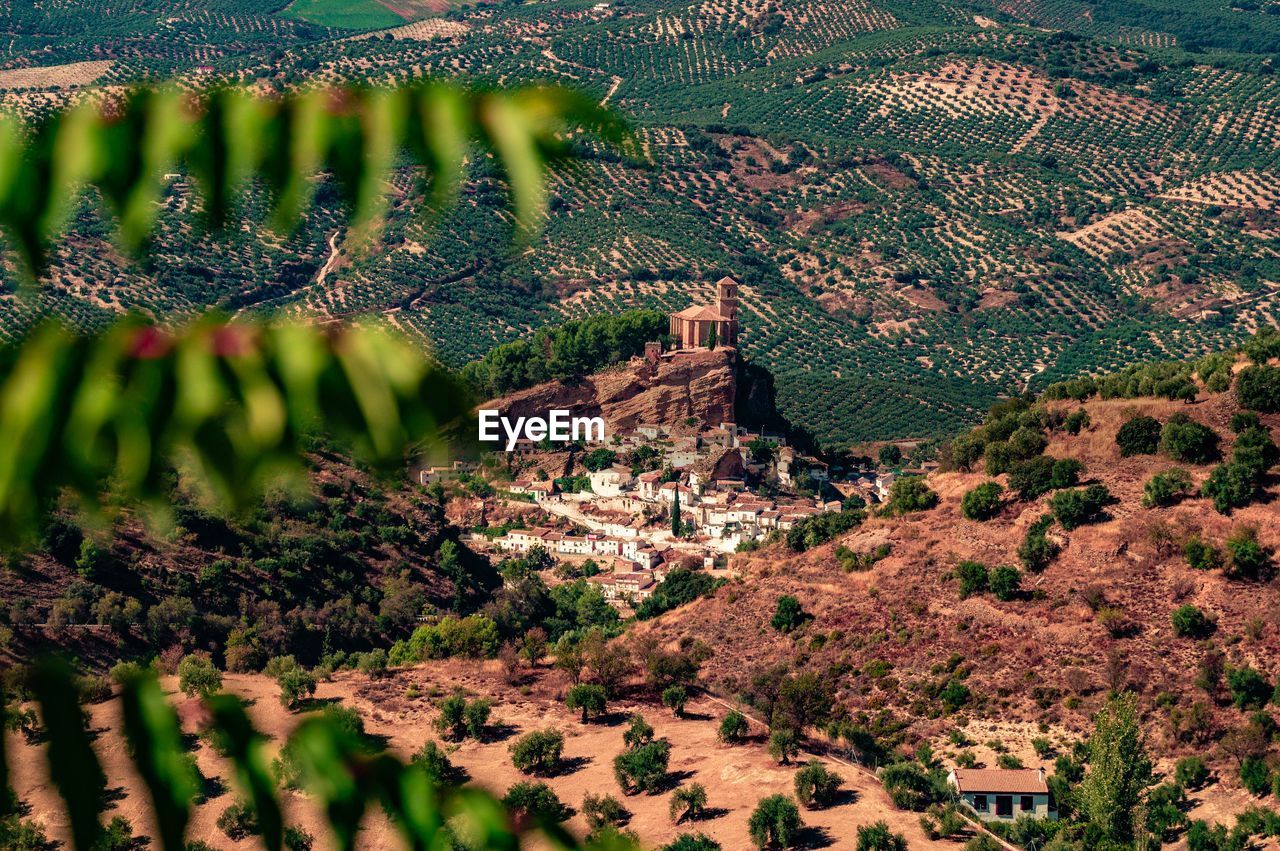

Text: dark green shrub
xmin=748 ymin=794 xmax=803 ymax=850
xmin=1159 ymin=414 xmax=1220 ymax=464
xmin=771 ymin=596 xmax=806 ymax=633
xmin=1048 ymin=484 xmax=1111 ymax=530
xmin=954 ymin=561 xmax=988 ymax=598
xmin=1142 ymin=468 xmax=1194 ymax=507
xmin=1116 ymin=415 xmax=1161 ymax=456
xmin=1227 ymin=527 xmax=1270 ymax=580
xmin=1237 ymin=365 xmax=1280 ymax=412
xmin=1174 ymin=755 xmax=1209 ymax=789
xmin=794 ymin=760 xmax=843 ymax=809
xmin=990 ymin=566 xmax=1021 ymax=601
xmin=883 ymin=477 xmax=938 ymax=515
xmin=1227 ymin=666 xmax=1272 ymax=710
xmin=614 ymin=740 xmax=671 ymax=793
xmin=856 ymin=821 xmax=908 ymax=851
xmin=961 ymin=482 xmax=1003 ymax=521
xmin=1184 ymin=536 xmax=1220 ymax=570
xmin=1171 ymin=604 xmax=1215 ymax=639
xmin=502 ymin=781 xmax=572 ymax=822
xmin=1240 ymin=757 xmax=1271 ymax=796
xmin=719 ymin=710 xmax=749 ymax=743
xmin=511 ymin=729 xmax=564 ymax=775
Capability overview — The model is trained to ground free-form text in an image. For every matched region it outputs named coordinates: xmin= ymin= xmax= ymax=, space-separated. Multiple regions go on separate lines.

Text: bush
xmin=1240 ymin=756 xmax=1271 ymax=796
xmin=768 ymin=728 xmax=799 ymax=765
xmin=1160 ymin=414 xmax=1220 ymax=464
xmin=1171 ymin=605 xmax=1215 ymax=639
xmin=177 ymin=654 xmax=222 ymax=698
xmin=719 ymin=710 xmax=749 ymax=743
xmin=566 ymin=683 xmax=608 ymax=723
xmin=1227 ymin=526 xmax=1270 ymax=580
xmin=276 ymin=667 xmax=317 ymax=709
xmin=1143 ymin=468 xmax=1194 ymax=507
xmin=1007 ymin=456 xmax=1083 ymax=500
xmin=990 ymin=566 xmax=1021 ymax=601
xmin=410 ymin=740 xmax=463 ymax=786
xmin=1184 ymin=536 xmax=1221 ymax=570
xmin=511 ymin=729 xmax=564 ymax=775
xmin=282 ymin=827 xmax=314 ymax=851
xmin=748 ymin=794 xmax=803 ymax=850
xmin=1227 ymin=666 xmax=1272 ymax=710
xmin=614 ymin=740 xmax=671 ymax=794
xmin=502 ymin=781 xmax=571 ymax=823
xmin=856 ymin=821 xmax=909 ymax=851
xmin=1065 ymin=409 xmax=1091 ymax=434
xmin=1237 ymin=365 xmax=1280 ymax=412
xmin=1202 ymin=462 xmax=1260 ymax=514
xmin=883 ymin=477 xmax=938 ymax=515
xmin=1019 ymin=515 xmax=1059 ymax=571
xmin=879 ymin=762 xmax=938 ymax=811
xmin=624 ymin=714 xmax=655 ymax=749
xmin=794 ymin=760 xmax=843 ymax=809
xmin=961 ymin=482 xmax=1003 ymax=520
xmin=954 ymin=561 xmax=988 ymax=598
xmin=217 ymin=800 xmax=259 ymax=840
xmin=664 ymin=834 xmax=721 ymax=851
xmin=397 ymin=614 xmax=500 ymax=661
xmin=583 ymin=793 xmax=629 ymax=830
xmin=1116 ymin=415 xmax=1162 ymax=456
xmin=662 ymin=685 xmax=688 ymax=717
xmin=1048 ymin=484 xmax=1110 ymax=530
xmin=1174 ymin=755 xmax=1209 ymax=789
xmin=669 ymin=783 xmax=708 ymax=823
xmin=771 ymin=596 xmax=806 ymax=633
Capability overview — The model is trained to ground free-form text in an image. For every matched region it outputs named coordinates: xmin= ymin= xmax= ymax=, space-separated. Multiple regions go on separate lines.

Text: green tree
xmin=1171 ymin=604 xmax=1215 ymax=639
xmin=614 ymin=740 xmax=671 ymax=794
xmin=748 ymin=794 xmax=803 ymax=849
xmin=954 ymin=561 xmax=988 ymax=598
xmin=566 ymin=683 xmax=608 ymax=723
xmin=855 ymin=821 xmax=908 ymax=851
xmin=878 ymin=445 xmax=902 ymax=467
xmin=1116 ymin=415 xmax=1162 ymax=456
xmin=1077 ymin=692 xmax=1152 ymax=844
xmin=961 ymin=482 xmax=1003 ymax=521
xmin=768 ymin=728 xmax=800 ymax=765
xmin=276 ymin=667 xmax=317 ymax=710
xmin=511 ymin=729 xmax=565 ymax=775
xmin=502 ymin=781 xmax=571 ymax=823
xmin=177 ymin=655 xmax=222 ymax=698
xmin=794 ymin=760 xmax=843 ymax=809
xmin=671 ymin=488 xmax=682 ymax=537
xmin=718 ymin=710 xmax=749 ymax=744
xmin=662 ymin=685 xmax=689 ymax=717
xmin=669 ymin=783 xmax=708 ymax=823
xmin=771 ymin=596 xmax=805 ymax=633
xmin=1160 ymin=414 xmax=1220 ymax=464
xmin=663 ymin=834 xmax=721 ymax=851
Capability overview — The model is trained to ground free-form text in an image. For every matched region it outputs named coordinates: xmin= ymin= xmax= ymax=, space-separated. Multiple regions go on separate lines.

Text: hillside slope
xmin=642 ymin=380 xmax=1279 ymax=785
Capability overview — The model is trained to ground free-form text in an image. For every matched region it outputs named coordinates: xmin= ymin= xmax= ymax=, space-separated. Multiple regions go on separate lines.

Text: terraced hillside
xmin=0 ymin=0 xmax=1277 ymax=445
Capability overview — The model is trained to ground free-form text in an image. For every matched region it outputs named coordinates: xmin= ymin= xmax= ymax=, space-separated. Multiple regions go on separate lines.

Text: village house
xmin=668 ymin=438 xmax=701 ymax=469
xmin=528 ymin=481 xmax=557 ymax=503
xmin=948 ymin=768 xmax=1054 ymax=823
xmin=636 ymin=470 xmax=663 ymax=500
xmin=658 ymin=481 xmax=695 ymax=505
xmin=668 ymin=276 xmax=740 ymax=349
xmin=636 ymin=424 xmax=665 ymax=440
xmin=589 ymin=464 xmax=634 ymax=497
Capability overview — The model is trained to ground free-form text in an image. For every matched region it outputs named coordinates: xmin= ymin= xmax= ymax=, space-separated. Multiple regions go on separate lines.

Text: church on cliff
xmin=668 ymin=276 xmax=739 ymax=349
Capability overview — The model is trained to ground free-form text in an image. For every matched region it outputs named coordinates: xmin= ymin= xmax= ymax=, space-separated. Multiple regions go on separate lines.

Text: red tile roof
xmin=952 ymin=769 xmax=1048 ymax=794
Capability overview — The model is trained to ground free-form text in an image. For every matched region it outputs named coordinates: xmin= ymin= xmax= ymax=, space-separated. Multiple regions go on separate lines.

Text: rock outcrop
xmin=485 ymin=348 xmax=737 ymax=435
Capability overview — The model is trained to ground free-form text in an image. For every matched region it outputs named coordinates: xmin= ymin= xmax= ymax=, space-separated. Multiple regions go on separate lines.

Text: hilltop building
xmin=669 ymin=276 xmax=739 ymax=349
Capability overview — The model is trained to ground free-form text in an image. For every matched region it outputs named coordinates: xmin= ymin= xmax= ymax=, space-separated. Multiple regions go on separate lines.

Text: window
xmin=972 ymin=795 xmax=987 ymax=811
xmin=996 ymin=796 xmax=1013 ymax=817
xmin=1021 ymin=796 xmax=1034 ymax=811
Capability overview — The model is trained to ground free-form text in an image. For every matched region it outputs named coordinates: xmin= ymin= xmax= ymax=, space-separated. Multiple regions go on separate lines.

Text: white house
xmin=589 ymin=464 xmax=634 ymax=498
xmin=948 ymin=768 xmax=1054 ymax=823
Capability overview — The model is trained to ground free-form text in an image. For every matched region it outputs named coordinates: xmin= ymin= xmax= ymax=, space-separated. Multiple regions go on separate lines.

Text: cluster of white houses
xmin=495 ymin=526 xmax=673 ymax=605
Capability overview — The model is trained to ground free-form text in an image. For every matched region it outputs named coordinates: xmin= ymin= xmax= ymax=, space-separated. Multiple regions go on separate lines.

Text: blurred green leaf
xmin=27 ymin=657 xmax=107 ymax=850
xmin=204 ymin=694 xmax=283 ymax=851
xmin=120 ymin=671 xmax=199 ymax=851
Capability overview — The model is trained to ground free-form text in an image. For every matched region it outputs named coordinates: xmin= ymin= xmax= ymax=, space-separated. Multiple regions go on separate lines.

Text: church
xmin=669 ymin=276 xmax=739 ymax=349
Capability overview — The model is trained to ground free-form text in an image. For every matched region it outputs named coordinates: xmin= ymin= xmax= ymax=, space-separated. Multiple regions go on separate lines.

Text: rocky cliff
xmin=485 ymin=348 xmax=737 ymax=435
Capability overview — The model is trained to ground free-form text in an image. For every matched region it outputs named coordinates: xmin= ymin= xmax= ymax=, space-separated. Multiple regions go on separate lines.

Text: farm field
xmin=282 ymin=0 xmax=407 ymax=29
xmin=0 ymin=0 xmax=1276 ymax=446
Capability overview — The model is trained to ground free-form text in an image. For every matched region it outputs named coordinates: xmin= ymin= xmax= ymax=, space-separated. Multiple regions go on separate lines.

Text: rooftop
xmin=952 ymin=769 xmax=1049 ymax=795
